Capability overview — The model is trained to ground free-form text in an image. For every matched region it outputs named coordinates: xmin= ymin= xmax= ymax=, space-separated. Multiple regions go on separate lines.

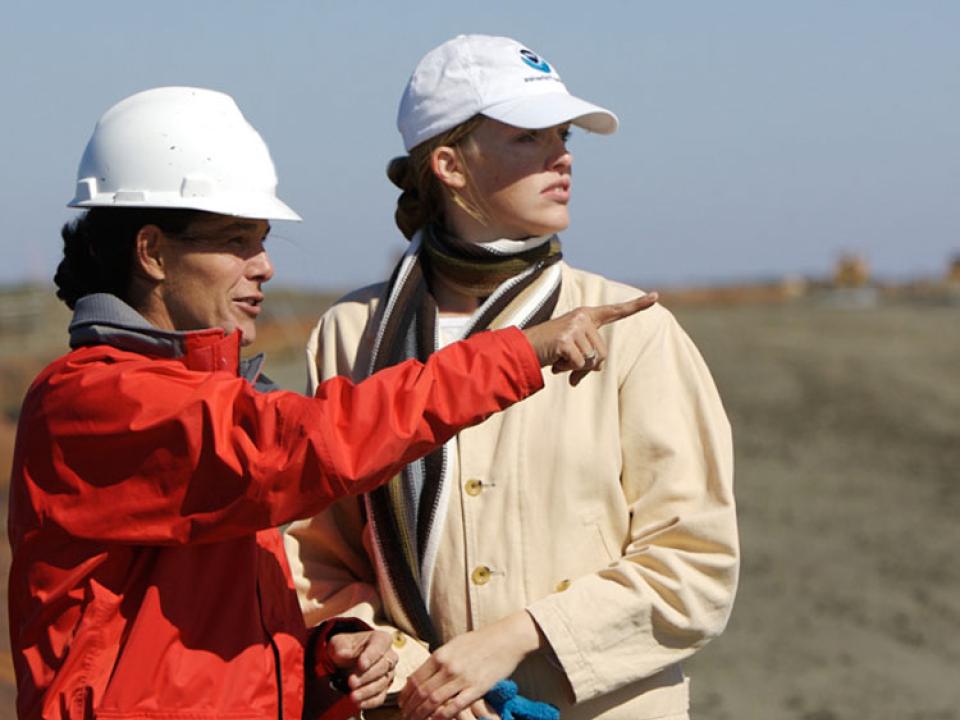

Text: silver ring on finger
xmin=583 ymin=351 xmax=598 ymax=364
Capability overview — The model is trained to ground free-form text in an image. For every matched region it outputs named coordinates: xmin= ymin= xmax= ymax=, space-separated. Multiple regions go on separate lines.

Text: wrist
xmin=498 ymin=610 xmax=544 ymax=660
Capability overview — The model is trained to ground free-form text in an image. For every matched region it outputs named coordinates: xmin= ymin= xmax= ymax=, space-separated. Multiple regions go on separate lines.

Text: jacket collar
xmin=69 ymin=293 xmax=271 ymax=387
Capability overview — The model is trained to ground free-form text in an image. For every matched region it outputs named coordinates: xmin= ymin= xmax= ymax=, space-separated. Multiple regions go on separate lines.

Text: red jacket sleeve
xmin=12 ymin=327 xmax=542 ymax=545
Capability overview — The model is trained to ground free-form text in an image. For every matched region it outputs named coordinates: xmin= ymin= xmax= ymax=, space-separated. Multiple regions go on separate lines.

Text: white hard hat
xmin=68 ymin=87 xmax=301 ymax=221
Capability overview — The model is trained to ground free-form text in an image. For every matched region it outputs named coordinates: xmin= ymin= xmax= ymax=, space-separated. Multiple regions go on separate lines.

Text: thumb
xmin=327 ymin=632 xmax=368 ymax=668
xmin=589 ymin=292 xmax=658 ymax=327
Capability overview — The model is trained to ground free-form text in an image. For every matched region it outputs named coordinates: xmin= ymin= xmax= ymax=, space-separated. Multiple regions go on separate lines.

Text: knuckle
xmin=440 ymin=657 xmax=462 ymax=677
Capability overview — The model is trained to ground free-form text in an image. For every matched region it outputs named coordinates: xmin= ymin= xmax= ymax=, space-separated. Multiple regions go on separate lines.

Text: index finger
xmin=398 ymin=656 xmax=436 ymax=708
xmin=589 ymin=292 xmax=658 ymax=327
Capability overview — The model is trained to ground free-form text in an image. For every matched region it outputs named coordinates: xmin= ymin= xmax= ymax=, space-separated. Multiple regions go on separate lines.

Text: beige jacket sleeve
xmin=526 ymin=307 xmax=738 ymax=703
xmin=284 ymin=294 xmax=432 ymax=683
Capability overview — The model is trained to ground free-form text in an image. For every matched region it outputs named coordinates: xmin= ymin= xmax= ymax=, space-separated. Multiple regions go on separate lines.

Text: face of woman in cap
xmin=138 ymin=213 xmax=273 ymax=345
xmin=436 ymin=118 xmax=573 ymax=242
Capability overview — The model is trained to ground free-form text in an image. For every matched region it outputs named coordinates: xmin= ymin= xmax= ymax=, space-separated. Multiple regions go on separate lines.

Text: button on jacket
xmin=285 ymin=264 xmax=739 ymax=720
xmin=7 ymin=293 xmax=542 ymax=720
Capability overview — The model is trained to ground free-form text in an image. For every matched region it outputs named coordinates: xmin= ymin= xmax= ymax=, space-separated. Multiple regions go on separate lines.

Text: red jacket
xmin=7 ymin=295 xmax=542 ymax=719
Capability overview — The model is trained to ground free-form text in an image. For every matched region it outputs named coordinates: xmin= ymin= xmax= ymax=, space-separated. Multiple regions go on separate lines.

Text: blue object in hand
xmin=484 ymin=679 xmax=560 ymax=720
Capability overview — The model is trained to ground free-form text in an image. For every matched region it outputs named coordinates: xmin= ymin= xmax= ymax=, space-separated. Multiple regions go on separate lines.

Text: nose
xmin=249 ymin=247 xmax=274 ymax=284
xmin=549 ymin=140 xmax=572 ymax=174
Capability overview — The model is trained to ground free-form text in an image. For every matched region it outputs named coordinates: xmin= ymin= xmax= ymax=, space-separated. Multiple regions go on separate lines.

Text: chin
xmin=238 ymin=326 xmax=256 ymax=346
xmin=220 ymin=320 xmax=255 ymax=346
xmin=226 ymin=315 xmax=257 ymax=346
xmin=532 ymin=220 xmax=569 ymax=236
xmin=538 ymin=211 xmax=569 ymax=235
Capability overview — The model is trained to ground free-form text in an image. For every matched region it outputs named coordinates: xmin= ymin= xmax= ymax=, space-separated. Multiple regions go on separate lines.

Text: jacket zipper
xmin=256 ymin=582 xmax=284 ymax=720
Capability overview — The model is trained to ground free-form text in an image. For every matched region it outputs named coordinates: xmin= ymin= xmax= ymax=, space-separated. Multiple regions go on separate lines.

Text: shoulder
xmin=334 ymin=282 xmax=387 ymax=308
xmin=310 ymin=282 xmax=386 ymax=350
xmin=307 ymin=282 xmax=388 ymax=383
xmin=558 ymin=268 xmax=724 ymax=406
xmin=560 ymin=263 xmax=665 ymax=314
xmin=318 ymin=282 xmax=387 ymax=328
xmin=19 ymin=345 xmax=198 ymax=425
xmin=559 ymin=263 xmax=679 ymax=337
xmin=34 ymin=345 xmax=160 ymax=386
xmin=556 ymin=264 xmax=717 ymax=391
xmin=44 ymin=344 xmax=226 ymax=390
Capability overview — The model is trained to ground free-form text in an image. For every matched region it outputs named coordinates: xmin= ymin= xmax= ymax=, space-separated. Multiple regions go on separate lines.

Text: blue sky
xmin=2 ymin=1 xmax=957 ymax=290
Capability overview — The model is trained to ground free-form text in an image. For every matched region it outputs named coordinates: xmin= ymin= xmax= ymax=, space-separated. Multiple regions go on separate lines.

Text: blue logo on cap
xmin=519 ymin=48 xmax=551 ymax=73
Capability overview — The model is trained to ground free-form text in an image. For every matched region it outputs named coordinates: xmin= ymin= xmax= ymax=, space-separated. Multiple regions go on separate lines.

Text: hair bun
xmin=395 ymin=189 xmax=426 ymax=240
xmin=387 ymin=156 xmax=414 ymax=191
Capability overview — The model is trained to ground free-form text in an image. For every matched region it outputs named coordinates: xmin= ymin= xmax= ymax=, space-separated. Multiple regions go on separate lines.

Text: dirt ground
xmin=676 ymin=300 xmax=960 ymax=720
xmin=1 ymin=294 xmax=958 ymax=718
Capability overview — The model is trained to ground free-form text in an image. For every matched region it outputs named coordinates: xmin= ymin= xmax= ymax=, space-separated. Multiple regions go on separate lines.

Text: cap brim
xmin=483 ymin=93 xmax=619 ymax=134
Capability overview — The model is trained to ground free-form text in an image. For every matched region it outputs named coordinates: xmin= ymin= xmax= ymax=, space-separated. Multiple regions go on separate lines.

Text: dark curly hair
xmin=54 ymin=208 xmax=201 ymax=309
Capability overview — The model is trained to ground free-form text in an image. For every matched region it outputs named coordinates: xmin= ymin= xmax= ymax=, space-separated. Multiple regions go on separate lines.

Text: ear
xmin=430 ymin=146 xmax=468 ymax=190
xmin=133 ymin=225 xmax=168 ymax=282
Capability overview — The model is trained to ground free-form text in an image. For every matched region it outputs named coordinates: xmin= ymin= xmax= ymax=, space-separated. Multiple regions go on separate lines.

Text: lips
xmin=233 ymin=294 xmax=264 ymax=316
xmin=542 ymin=177 xmax=571 ymax=201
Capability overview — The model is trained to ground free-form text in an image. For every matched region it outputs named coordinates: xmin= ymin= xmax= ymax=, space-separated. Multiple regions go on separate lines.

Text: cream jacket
xmin=284 ymin=263 xmax=739 ymax=720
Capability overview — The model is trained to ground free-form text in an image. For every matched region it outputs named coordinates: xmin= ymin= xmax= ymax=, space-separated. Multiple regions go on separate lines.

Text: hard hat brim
xmin=68 ymin=192 xmax=302 ymax=222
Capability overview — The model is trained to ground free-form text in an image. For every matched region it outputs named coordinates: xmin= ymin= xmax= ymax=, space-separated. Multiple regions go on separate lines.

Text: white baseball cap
xmin=397 ymin=34 xmax=619 ymax=151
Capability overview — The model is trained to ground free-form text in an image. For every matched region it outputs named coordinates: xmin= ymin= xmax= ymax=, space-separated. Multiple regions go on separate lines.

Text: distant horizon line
xmin=1 ymin=269 xmax=957 ymax=297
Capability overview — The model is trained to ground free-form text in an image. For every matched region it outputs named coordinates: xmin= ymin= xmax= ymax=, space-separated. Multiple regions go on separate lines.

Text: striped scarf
xmin=363 ymin=225 xmax=563 ymax=648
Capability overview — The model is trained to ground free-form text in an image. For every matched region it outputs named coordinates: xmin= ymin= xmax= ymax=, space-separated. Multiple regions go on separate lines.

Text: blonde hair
xmin=387 ymin=115 xmax=486 ymax=239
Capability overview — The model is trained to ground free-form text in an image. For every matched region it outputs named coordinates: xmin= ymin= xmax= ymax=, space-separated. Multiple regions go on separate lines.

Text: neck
xmin=445 ymin=208 xmax=502 ymax=245
xmin=128 ymin=282 xmax=176 ymax=332
xmin=423 ymin=225 xmax=560 ymax=315
xmin=428 ymin=223 xmax=486 ymax=313
xmin=430 ymin=271 xmax=481 ymax=315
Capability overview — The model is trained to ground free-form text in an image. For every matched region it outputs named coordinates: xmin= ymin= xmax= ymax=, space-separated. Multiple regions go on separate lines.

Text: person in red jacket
xmin=6 ymin=87 xmax=656 ymax=720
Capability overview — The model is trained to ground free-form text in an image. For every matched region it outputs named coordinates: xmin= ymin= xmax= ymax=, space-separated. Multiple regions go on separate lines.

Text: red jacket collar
xmin=180 ymin=329 xmax=243 ymax=374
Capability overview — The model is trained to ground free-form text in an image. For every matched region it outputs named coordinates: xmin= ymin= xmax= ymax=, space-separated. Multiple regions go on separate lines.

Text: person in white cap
xmin=7 ymin=85 xmax=656 ymax=720
xmin=285 ymin=35 xmax=739 ymax=720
